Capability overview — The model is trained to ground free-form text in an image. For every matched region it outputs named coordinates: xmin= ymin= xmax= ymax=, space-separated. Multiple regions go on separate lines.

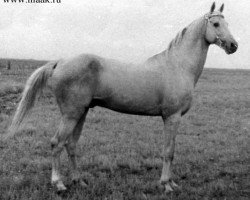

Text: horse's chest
xmin=161 ymin=80 xmax=193 ymax=116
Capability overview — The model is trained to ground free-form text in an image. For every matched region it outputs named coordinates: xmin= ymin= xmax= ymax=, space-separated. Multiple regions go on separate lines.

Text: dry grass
xmin=0 ymin=81 xmax=24 ymax=96
xmin=0 ymin=64 xmax=249 ymax=199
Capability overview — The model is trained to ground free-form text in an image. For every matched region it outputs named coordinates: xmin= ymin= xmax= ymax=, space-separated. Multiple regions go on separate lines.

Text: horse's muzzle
xmin=225 ymin=40 xmax=238 ymax=54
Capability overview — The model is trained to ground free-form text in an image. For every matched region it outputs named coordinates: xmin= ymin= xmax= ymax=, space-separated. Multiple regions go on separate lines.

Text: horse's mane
xmin=167 ymin=27 xmax=188 ymax=51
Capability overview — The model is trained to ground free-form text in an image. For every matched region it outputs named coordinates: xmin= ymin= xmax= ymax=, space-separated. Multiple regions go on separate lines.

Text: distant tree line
xmin=0 ymin=59 xmax=48 ymax=70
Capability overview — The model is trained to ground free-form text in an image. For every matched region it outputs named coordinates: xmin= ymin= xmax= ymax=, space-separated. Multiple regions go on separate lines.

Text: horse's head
xmin=205 ymin=2 xmax=238 ymax=54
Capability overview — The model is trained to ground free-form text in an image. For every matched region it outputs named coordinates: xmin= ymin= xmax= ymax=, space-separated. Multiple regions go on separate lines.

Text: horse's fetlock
xmin=51 ymin=137 xmax=58 ymax=148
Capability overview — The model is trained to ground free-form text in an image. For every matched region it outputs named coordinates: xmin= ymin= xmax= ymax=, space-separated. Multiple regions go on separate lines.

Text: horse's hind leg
xmin=65 ymin=109 xmax=89 ymax=186
xmin=50 ymin=115 xmax=79 ymax=191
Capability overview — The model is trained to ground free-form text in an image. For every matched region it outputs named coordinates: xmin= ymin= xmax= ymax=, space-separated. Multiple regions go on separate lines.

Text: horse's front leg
xmin=160 ymin=113 xmax=181 ymax=192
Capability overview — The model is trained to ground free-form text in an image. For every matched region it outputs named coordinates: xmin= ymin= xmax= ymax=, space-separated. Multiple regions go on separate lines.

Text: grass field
xmin=0 ymin=60 xmax=249 ymax=200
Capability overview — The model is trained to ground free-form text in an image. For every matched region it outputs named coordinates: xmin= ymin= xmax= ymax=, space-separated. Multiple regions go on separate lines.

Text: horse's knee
xmin=65 ymin=142 xmax=76 ymax=156
xmin=166 ymin=154 xmax=174 ymax=162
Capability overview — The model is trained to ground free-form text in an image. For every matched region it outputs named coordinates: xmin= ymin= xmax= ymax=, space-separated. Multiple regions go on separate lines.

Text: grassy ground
xmin=0 ymin=63 xmax=249 ymax=200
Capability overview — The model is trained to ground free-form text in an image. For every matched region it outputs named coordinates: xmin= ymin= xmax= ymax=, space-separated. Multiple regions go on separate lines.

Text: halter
xmin=204 ymin=13 xmax=224 ymax=21
xmin=204 ymin=13 xmax=225 ymax=46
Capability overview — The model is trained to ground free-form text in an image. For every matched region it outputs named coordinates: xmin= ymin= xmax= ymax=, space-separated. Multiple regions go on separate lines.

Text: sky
xmin=0 ymin=0 xmax=249 ymax=69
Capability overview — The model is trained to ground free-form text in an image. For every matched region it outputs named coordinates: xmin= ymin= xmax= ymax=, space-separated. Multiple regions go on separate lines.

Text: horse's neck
xmin=167 ymin=17 xmax=209 ymax=85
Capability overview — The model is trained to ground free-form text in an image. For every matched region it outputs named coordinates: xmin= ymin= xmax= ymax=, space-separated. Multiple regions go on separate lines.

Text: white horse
xmin=8 ymin=2 xmax=238 ymax=192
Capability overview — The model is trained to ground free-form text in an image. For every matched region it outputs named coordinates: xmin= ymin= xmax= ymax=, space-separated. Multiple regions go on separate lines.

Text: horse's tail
xmin=6 ymin=61 xmax=58 ymax=139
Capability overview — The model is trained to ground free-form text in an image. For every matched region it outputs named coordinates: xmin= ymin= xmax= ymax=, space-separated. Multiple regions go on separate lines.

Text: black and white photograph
xmin=0 ymin=0 xmax=249 ymax=199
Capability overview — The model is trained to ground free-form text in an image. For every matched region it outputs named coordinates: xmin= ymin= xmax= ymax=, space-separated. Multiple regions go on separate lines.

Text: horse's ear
xmin=210 ymin=2 xmax=216 ymax=13
xmin=219 ymin=3 xmax=224 ymax=13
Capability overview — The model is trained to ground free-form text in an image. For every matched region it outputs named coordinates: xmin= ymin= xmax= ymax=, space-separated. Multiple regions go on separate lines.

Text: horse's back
xmin=52 ymin=54 xmax=164 ymax=114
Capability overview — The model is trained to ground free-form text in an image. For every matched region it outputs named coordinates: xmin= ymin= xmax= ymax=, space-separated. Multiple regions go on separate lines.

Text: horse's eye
xmin=214 ymin=22 xmax=219 ymax=28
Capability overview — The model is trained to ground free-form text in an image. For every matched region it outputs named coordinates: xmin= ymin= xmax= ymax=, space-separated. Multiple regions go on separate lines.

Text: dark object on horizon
xmin=6 ymin=60 xmax=11 ymax=70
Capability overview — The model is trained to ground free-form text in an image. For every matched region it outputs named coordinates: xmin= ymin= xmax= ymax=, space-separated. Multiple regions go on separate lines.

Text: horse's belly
xmin=92 ymin=83 xmax=192 ymax=117
xmin=106 ymin=101 xmax=161 ymax=116
xmin=92 ymin=93 xmax=191 ymax=117
xmin=92 ymin=91 xmax=162 ymax=116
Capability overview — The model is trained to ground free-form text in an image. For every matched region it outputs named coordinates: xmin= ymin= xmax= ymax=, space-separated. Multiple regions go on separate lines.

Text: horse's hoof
xmin=164 ymin=183 xmax=174 ymax=193
xmin=52 ymin=180 xmax=67 ymax=192
xmin=79 ymin=179 xmax=88 ymax=187
xmin=72 ymin=179 xmax=88 ymax=188
xmin=170 ymin=180 xmax=179 ymax=189
xmin=159 ymin=180 xmax=180 ymax=193
xmin=57 ymin=184 xmax=67 ymax=191
xmin=57 ymin=189 xmax=67 ymax=196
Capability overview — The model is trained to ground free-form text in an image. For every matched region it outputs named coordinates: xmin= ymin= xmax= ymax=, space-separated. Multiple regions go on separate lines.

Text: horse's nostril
xmin=231 ymin=43 xmax=238 ymax=50
xmin=229 ymin=43 xmax=238 ymax=53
